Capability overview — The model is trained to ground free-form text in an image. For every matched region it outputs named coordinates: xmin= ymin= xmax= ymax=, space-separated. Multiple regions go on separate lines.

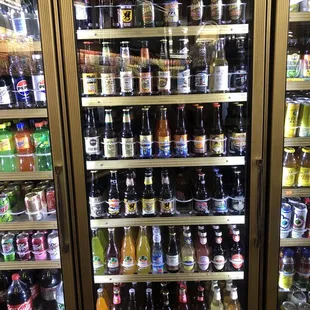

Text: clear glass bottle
xmin=210 ymin=286 xmax=224 ymax=310
xmin=181 ymin=231 xmax=196 ymax=272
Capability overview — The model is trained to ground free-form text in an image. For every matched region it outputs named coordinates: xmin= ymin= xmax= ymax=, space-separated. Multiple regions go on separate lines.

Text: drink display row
xmin=92 ymin=224 xmax=244 ymax=275
xmin=89 ymin=167 xmax=245 ymax=218
xmin=96 ymin=280 xmax=242 ymax=310
xmin=81 ymin=37 xmax=247 ymax=97
xmin=290 ymin=0 xmax=310 ymax=12
xmin=0 ymin=269 xmax=64 ymax=310
xmin=85 ymin=104 xmax=246 ymax=161
xmin=0 ymin=180 xmax=55 ymax=223
xmin=0 ymin=120 xmax=52 ymax=172
xmin=0 ymin=230 xmax=60 ymax=262
xmin=75 ymin=0 xmax=247 ymax=30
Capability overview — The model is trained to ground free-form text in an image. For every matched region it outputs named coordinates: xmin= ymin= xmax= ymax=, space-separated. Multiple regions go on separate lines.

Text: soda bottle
xmin=121 ymin=108 xmax=135 ymax=159
xmin=194 ymin=41 xmax=209 ymax=93
xmin=223 ymin=280 xmax=233 ymax=309
xmin=194 ymin=173 xmax=210 ymax=215
xmin=230 ymin=228 xmax=244 ymax=271
xmin=295 ymin=247 xmax=310 ymax=288
xmin=0 ymin=123 xmax=16 ymax=172
xmin=158 ymin=39 xmax=171 ymax=95
xmin=166 ymin=226 xmax=180 ymax=273
xmin=40 ymin=269 xmax=61 ymax=302
xmin=181 ymin=230 xmax=196 ymax=272
xmin=96 ymin=287 xmax=109 ymax=310
xmin=212 ymin=230 xmax=226 ymax=272
xmin=108 ymin=171 xmax=121 ymax=217
xmin=31 ymin=53 xmax=46 ymax=107
xmin=159 ymin=169 xmax=175 ymax=216
xmin=101 ymin=42 xmax=116 ymax=96
xmin=287 ymin=39 xmax=301 ymax=78
xmin=208 ymin=281 xmax=218 ymax=307
xmin=175 ymin=167 xmax=192 ymax=214
xmin=279 ymin=248 xmax=295 ymax=289
xmin=152 ymin=227 xmax=165 ymax=274
xmin=282 ymin=148 xmax=298 ymax=187
xmin=0 ymin=61 xmax=14 ymax=109
xmin=103 ymin=109 xmax=118 ymax=159
xmin=14 ymin=122 xmax=35 ymax=172
xmin=0 ymin=271 xmax=10 ymax=310
xmin=111 ymin=285 xmax=122 ymax=310
xmin=297 ymin=147 xmax=310 ymax=187
xmin=212 ymin=174 xmax=228 ymax=215
xmin=196 ymin=232 xmax=211 ymax=272
xmin=89 ymin=170 xmax=105 ymax=219
xmin=156 ymin=107 xmax=171 ymax=158
xmin=227 ymin=286 xmax=241 ymax=310
xmin=174 ymin=105 xmax=188 ymax=157
xmin=7 ymin=274 xmax=32 ymax=309
xmin=228 ymin=0 xmax=243 ymax=24
xmin=120 ymin=41 xmax=134 ymax=96
xmin=1 ymin=232 xmax=15 ymax=261
xmin=229 ymin=170 xmax=245 ymax=215
xmin=92 ymin=229 xmax=105 ymax=275
xmin=106 ymin=228 xmax=120 ymax=275
xmin=210 ymin=286 xmax=224 ymax=310
xmin=140 ymin=107 xmax=153 ymax=159
xmin=142 ymin=168 xmax=156 ymax=217
xmin=139 ymin=41 xmax=152 ymax=95
xmin=177 ymin=287 xmax=189 ymax=310
xmin=127 ymin=288 xmax=137 ymax=310
xmin=121 ymin=227 xmax=136 ymax=274
xmin=56 ymin=280 xmax=65 ymax=310
xmin=177 ymin=39 xmax=191 ymax=95
xmin=196 ymin=286 xmax=207 ymax=310
xmin=32 ymin=122 xmax=52 ymax=171
xmin=192 ymin=106 xmax=207 ymax=156
xmin=161 ymin=290 xmax=171 ymax=310
xmin=19 ymin=270 xmax=39 ymax=306
xmin=210 ymin=103 xmax=226 ymax=156
xmin=136 ymin=226 xmax=151 ymax=274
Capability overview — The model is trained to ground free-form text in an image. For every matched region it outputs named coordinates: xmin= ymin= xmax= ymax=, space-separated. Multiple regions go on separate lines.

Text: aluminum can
xmin=31 ymin=231 xmax=47 ymax=260
xmin=21 ymin=181 xmax=34 ymax=198
xmin=290 ymin=291 xmax=307 ymax=305
xmin=281 ymin=302 xmax=297 ymax=310
xmin=0 ymin=193 xmax=12 ymax=222
xmin=2 ymin=188 xmax=17 ymax=210
xmin=293 ymin=203 xmax=308 ymax=230
xmin=47 ymin=230 xmax=60 ymax=260
xmin=33 ymin=186 xmax=47 ymax=213
xmin=298 ymin=303 xmax=310 ymax=310
xmin=25 ymin=192 xmax=43 ymax=221
xmin=37 ymin=180 xmax=51 ymax=188
xmin=284 ymin=100 xmax=301 ymax=138
xmin=281 ymin=203 xmax=293 ymax=231
xmin=1 ymin=233 xmax=15 ymax=261
xmin=16 ymin=232 xmax=31 ymax=261
xmin=298 ymin=101 xmax=310 ymax=137
xmin=46 ymin=186 xmax=56 ymax=212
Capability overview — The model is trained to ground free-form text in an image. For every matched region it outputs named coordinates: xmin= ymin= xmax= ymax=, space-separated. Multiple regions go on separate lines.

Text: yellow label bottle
xmin=297 ymin=147 xmax=310 ymax=187
xmin=282 ymin=148 xmax=298 ymax=187
xmin=136 ymin=226 xmax=151 ymax=274
xmin=121 ymin=227 xmax=136 ymax=275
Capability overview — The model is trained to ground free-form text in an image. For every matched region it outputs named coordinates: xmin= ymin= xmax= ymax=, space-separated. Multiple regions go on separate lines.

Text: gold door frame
xmin=38 ymin=1 xmax=82 ymax=308
xmin=56 ymin=0 xmax=270 ymax=308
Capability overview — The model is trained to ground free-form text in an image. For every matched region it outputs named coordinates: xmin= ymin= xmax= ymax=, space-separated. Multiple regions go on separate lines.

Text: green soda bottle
xmin=0 ymin=193 xmax=13 ymax=222
xmin=1 ymin=232 xmax=15 ymax=261
xmin=97 ymin=228 xmax=108 ymax=252
xmin=0 ymin=123 xmax=16 ymax=172
xmin=92 ymin=229 xmax=105 ymax=275
xmin=32 ymin=122 xmax=52 ymax=171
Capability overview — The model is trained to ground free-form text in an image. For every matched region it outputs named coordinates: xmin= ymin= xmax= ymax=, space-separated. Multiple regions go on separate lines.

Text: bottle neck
xmin=160 ymin=41 xmax=169 ymax=60
xmin=102 ymin=44 xmax=111 ymax=64
xmin=126 ymin=177 xmax=135 ymax=189
xmin=233 ymin=173 xmax=241 ymax=189
xmin=215 ymin=176 xmax=224 ymax=194
xmin=195 ymin=108 xmax=204 ymax=129
xmin=141 ymin=110 xmax=151 ymax=132
xmin=91 ymin=172 xmax=99 ymax=192
xmin=123 ymin=111 xmax=132 ymax=132
xmin=217 ymin=40 xmax=226 ymax=60
xmin=176 ymin=108 xmax=186 ymax=132
xmin=109 ymin=230 xmax=115 ymax=243
xmin=144 ymin=173 xmax=153 ymax=187
xmin=141 ymin=47 xmax=150 ymax=65
xmin=213 ymin=106 xmax=222 ymax=132
xmin=179 ymin=291 xmax=187 ymax=304
xmin=87 ymin=109 xmax=96 ymax=128
xmin=140 ymin=227 xmax=147 ymax=237
xmin=234 ymin=105 xmax=244 ymax=129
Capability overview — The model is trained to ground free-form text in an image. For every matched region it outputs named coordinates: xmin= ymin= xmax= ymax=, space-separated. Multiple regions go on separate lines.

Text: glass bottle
xmin=158 ymin=39 xmax=171 ymax=95
xmin=212 ymin=174 xmax=228 ymax=215
xmin=181 ymin=231 xmax=196 ymax=272
xmin=156 ymin=107 xmax=171 ymax=158
xmin=210 ymin=102 xmax=226 ymax=156
xmin=192 ymin=106 xmax=207 ymax=156
xmin=227 ymin=286 xmax=241 ymax=310
xmin=124 ymin=171 xmax=138 ymax=217
xmin=177 ymin=39 xmax=191 ymax=94
xmin=117 ymin=0 xmax=134 ymax=28
xmin=139 ymin=41 xmax=152 ymax=95
xmin=196 ymin=232 xmax=211 ymax=272
xmin=96 ymin=287 xmax=109 ymax=310
xmin=287 ymin=38 xmax=301 ymax=78
xmin=230 ymin=228 xmax=244 ymax=271
xmin=177 ymin=287 xmax=189 ymax=310
xmin=174 ymin=105 xmax=189 ymax=158
xmin=92 ymin=229 xmax=105 ymax=275
xmin=103 ymin=109 xmax=118 ymax=159
xmin=189 ymin=0 xmax=204 ymax=25
xmin=159 ymin=169 xmax=175 ymax=216
xmin=128 ymin=288 xmax=137 ymax=310
xmin=136 ymin=226 xmax=151 ymax=274
xmin=142 ymin=168 xmax=156 ymax=217
xmin=140 ymin=0 xmax=155 ymax=27
xmin=85 ymin=108 xmax=101 ymax=161
xmin=229 ymin=170 xmax=245 ymax=215
xmin=208 ymin=280 xmax=218 ymax=307
xmin=194 ymin=173 xmax=210 ymax=215
xmin=166 ymin=226 xmax=180 ymax=273
xmin=140 ymin=107 xmax=153 ymax=158
xmin=282 ymin=147 xmax=298 ymax=187
xmin=175 ymin=167 xmax=192 ymax=214
xmin=194 ymin=40 xmax=209 ymax=93
xmin=152 ymin=227 xmax=165 ymax=274
xmin=212 ymin=230 xmax=226 ymax=272
xmin=162 ymin=290 xmax=171 ymax=310
xmin=164 ymin=0 xmax=180 ymax=27
xmin=112 ymin=285 xmax=122 ymax=310
xmin=101 ymin=42 xmax=116 ymax=96
xmin=145 ymin=288 xmax=155 ymax=310
xmin=121 ymin=227 xmax=136 ymax=274
xmin=106 ymin=228 xmax=120 ymax=275
xmin=196 ymin=286 xmax=207 ymax=310
xmin=228 ymin=0 xmax=243 ymax=24
xmin=89 ymin=170 xmax=105 ymax=219
xmin=210 ymin=286 xmax=224 ymax=310
xmin=223 ymin=280 xmax=233 ymax=309
xmin=121 ymin=108 xmax=135 ymax=159
xmin=297 ymin=147 xmax=310 ymax=187
xmin=120 ymin=41 xmax=134 ymax=96
xmin=108 ymin=171 xmax=121 ymax=217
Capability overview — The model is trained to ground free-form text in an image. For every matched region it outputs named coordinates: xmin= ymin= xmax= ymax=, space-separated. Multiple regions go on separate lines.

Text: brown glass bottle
xmin=210 ymin=103 xmax=226 ymax=156
xmin=108 ymin=171 xmax=121 ymax=217
xmin=196 ymin=286 xmax=207 ymax=310
xmin=142 ymin=168 xmax=156 ymax=217
xmin=117 ymin=0 xmax=134 ymax=28
xmin=194 ymin=173 xmax=209 ymax=216
xmin=156 ymin=107 xmax=171 ymax=158
xmin=166 ymin=227 xmax=180 ymax=273
xmin=107 ymin=228 xmax=120 ymax=275
xmin=82 ymin=42 xmax=98 ymax=97
xmin=212 ymin=230 xmax=226 ymax=272
xmin=174 ymin=105 xmax=188 ymax=158
xmin=158 ymin=39 xmax=171 ymax=95
xmin=139 ymin=41 xmax=152 ymax=96
xmin=230 ymin=228 xmax=244 ymax=271
xmin=177 ymin=288 xmax=189 ymax=310
xmin=103 ymin=109 xmax=118 ymax=159
xmin=192 ymin=106 xmax=207 ymax=156
xmin=124 ymin=171 xmax=138 ymax=217
xmin=159 ymin=169 xmax=175 ymax=216
xmin=89 ymin=170 xmax=105 ymax=219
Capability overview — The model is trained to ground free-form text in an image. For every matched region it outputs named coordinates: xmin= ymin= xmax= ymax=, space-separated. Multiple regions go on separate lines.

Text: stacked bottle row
xmin=81 ymin=37 xmax=247 ymax=97
xmin=92 ymin=224 xmax=244 ymax=275
xmin=96 ymin=280 xmax=242 ymax=310
xmin=0 ymin=269 xmax=64 ymax=310
xmin=0 ymin=120 xmax=52 ymax=172
xmin=75 ymin=0 xmax=247 ymax=30
xmin=290 ymin=0 xmax=310 ymax=12
xmin=85 ymin=104 xmax=247 ymax=161
xmin=89 ymin=167 xmax=245 ymax=218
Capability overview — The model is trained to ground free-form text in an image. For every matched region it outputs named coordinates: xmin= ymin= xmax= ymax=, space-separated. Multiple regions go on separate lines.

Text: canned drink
xmin=298 ymin=303 xmax=310 ymax=310
xmin=281 ymin=302 xmax=297 ymax=310
xmin=24 ymin=192 xmax=43 ymax=221
xmin=291 ymin=228 xmax=306 ymax=238
xmin=46 ymin=186 xmax=56 ymax=212
xmin=298 ymin=101 xmax=310 ymax=137
xmin=31 ymin=231 xmax=47 ymax=260
xmin=289 ymin=197 xmax=302 ymax=205
xmin=33 ymin=186 xmax=47 ymax=214
xmin=293 ymin=203 xmax=308 ymax=230
xmin=2 ymin=188 xmax=17 ymax=210
xmin=291 ymin=291 xmax=307 ymax=305
xmin=37 ymin=180 xmax=51 ymax=188
xmin=0 ymin=193 xmax=12 ymax=222
xmin=285 ymin=100 xmax=301 ymax=138
xmin=281 ymin=203 xmax=293 ymax=231
xmin=1 ymin=233 xmax=15 ymax=262
xmin=16 ymin=232 xmax=31 ymax=261
xmin=47 ymin=230 xmax=60 ymax=260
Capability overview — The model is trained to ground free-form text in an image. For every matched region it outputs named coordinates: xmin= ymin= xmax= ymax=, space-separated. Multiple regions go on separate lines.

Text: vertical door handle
xmin=255 ymin=159 xmax=264 ymax=248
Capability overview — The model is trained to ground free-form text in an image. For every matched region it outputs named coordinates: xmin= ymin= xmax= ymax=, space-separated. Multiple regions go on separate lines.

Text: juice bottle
xmin=282 ymin=148 xmax=298 ymax=187
xmin=0 ymin=123 xmax=16 ymax=172
xmin=32 ymin=122 xmax=52 ymax=171
xmin=92 ymin=229 xmax=105 ymax=276
xmin=121 ymin=227 xmax=136 ymax=274
xmin=96 ymin=287 xmax=109 ymax=310
xmin=136 ymin=226 xmax=151 ymax=274
xmin=14 ymin=122 xmax=34 ymax=172
xmin=297 ymin=147 xmax=310 ymax=187
xmin=279 ymin=248 xmax=295 ymax=289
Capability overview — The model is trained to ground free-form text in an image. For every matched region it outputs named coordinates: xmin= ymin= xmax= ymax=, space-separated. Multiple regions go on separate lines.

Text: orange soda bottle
xmin=121 ymin=226 xmax=136 ymax=275
xmin=96 ymin=287 xmax=109 ymax=310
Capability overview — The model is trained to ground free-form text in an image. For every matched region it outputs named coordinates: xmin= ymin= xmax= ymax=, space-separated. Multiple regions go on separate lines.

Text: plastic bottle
xmin=0 ymin=123 xmax=16 ymax=172
xmin=0 ymin=271 xmax=10 ymax=310
xmin=56 ymin=280 xmax=65 ymax=310
xmin=279 ymin=248 xmax=295 ymax=289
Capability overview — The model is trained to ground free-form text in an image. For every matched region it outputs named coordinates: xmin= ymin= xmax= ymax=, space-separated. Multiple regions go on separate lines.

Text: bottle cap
xmin=284 ymin=147 xmax=295 ymax=153
xmin=213 ymin=102 xmax=220 ymax=107
xmin=16 ymin=122 xmax=24 ymax=130
xmin=0 ymin=124 xmax=6 ymax=129
xmin=97 ymin=288 xmax=103 ymax=294
xmin=35 ymin=122 xmax=44 ymax=128
xmin=12 ymin=274 xmax=20 ymax=281
xmin=215 ymin=230 xmax=222 ymax=236
xmin=129 ymin=288 xmax=135 ymax=294
xmin=233 ymin=228 xmax=240 ymax=235
xmin=302 ymin=147 xmax=310 ymax=153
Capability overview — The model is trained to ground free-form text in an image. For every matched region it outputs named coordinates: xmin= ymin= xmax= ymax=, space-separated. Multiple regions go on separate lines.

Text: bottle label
xmin=229 ymin=196 xmax=245 ymax=212
xmin=164 ymin=2 xmax=179 ymax=23
xmin=118 ymin=5 xmax=133 ymax=27
xmin=124 ymin=199 xmax=137 ymax=215
xmin=183 ymin=256 xmax=195 ymax=271
xmin=213 ymin=255 xmax=226 ymax=270
xmin=101 ymin=73 xmax=116 ymax=95
xmin=108 ymin=199 xmax=120 ymax=215
xmin=0 ymin=85 xmax=11 ymax=105
xmin=303 ymin=55 xmax=310 ymax=77
xmin=137 ymin=255 xmax=149 ymax=268
xmin=122 ymin=255 xmax=134 ymax=268
xmin=235 ymin=69 xmax=248 ymax=91
xmin=298 ymin=167 xmax=310 ymax=187
xmin=212 ymin=65 xmax=229 ymax=91
xmin=0 ymin=289 xmax=7 ymax=303
xmin=13 ymin=16 xmax=27 ymax=34
xmin=16 ymin=137 xmax=30 ymax=151
xmin=32 ymin=74 xmax=46 ymax=102
xmin=177 ymin=69 xmax=191 ymax=94
xmin=30 ymin=284 xmax=39 ymax=300
xmin=140 ymin=72 xmax=152 ymax=94
xmin=8 ymin=298 xmax=33 ymax=310
xmin=152 ymin=253 xmax=164 ymax=274
xmin=210 ymin=0 xmax=223 ymax=20
xmin=0 ymin=138 xmax=11 ymax=151
xmin=195 ymin=72 xmax=208 ymax=91
xmin=0 ymin=201 xmax=9 ymax=215
xmin=82 ymin=73 xmax=98 ymax=95
xmin=14 ymin=78 xmax=30 ymax=101
xmin=107 ymin=257 xmax=119 ymax=268
xmin=93 ymin=255 xmax=104 ymax=270
xmin=121 ymin=137 xmax=135 ymax=158
xmin=194 ymin=199 xmax=209 ymax=214
xmin=120 ymin=71 xmax=133 ymax=93
xmin=41 ymin=286 xmax=57 ymax=301
xmin=210 ymin=134 xmax=225 ymax=155
xmin=212 ymin=198 xmax=228 ymax=213
xmin=89 ymin=196 xmax=105 ymax=218
xmin=142 ymin=2 xmax=154 ymax=24
xmin=84 ymin=136 xmax=100 ymax=155
xmin=279 ymin=272 xmax=294 ymax=289
xmin=193 ymin=135 xmax=207 ymax=154
xmin=191 ymin=0 xmax=203 ymax=21
xmin=229 ymin=132 xmax=246 ymax=153
xmin=287 ymin=53 xmax=301 ymax=78
xmin=231 ymin=253 xmax=244 ymax=269
xmin=75 ymin=5 xmax=87 ymax=20
xmin=282 ymin=167 xmax=297 ymax=187
xmin=198 ymin=256 xmax=210 ymax=271
xmin=104 ymin=137 xmax=118 ymax=159
xmin=142 ymin=198 xmax=156 ymax=215
xmin=174 ymin=135 xmax=188 ymax=157
xmin=229 ymin=3 xmax=242 ymax=21
xmin=160 ymin=198 xmax=175 ymax=214
xmin=140 ymin=135 xmax=152 ymax=157
xmin=158 ymin=136 xmax=171 ymax=157
xmin=158 ymin=71 xmax=171 ymax=91
xmin=166 ymin=254 xmax=180 ymax=267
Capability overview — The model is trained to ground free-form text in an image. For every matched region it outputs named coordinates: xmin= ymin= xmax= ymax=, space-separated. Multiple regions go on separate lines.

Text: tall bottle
xmin=166 ymin=226 xmax=180 ymax=273
xmin=174 ymin=105 xmax=188 ymax=157
xmin=192 ymin=106 xmax=207 ymax=156
xmin=177 ymin=39 xmax=191 ymax=94
xmin=0 ymin=62 xmax=14 ymax=109
xmin=139 ymin=41 xmax=152 ymax=95
xmin=159 ymin=169 xmax=175 ymax=216
xmin=223 ymin=280 xmax=233 ymax=309
xmin=121 ymin=108 xmax=135 ymax=159
xmin=176 ymin=167 xmax=192 ymax=214
xmin=158 ymin=39 xmax=171 ymax=95
xmin=231 ymin=38 xmax=247 ymax=92
xmin=212 ymin=174 xmax=228 ymax=215
xmin=145 ymin=288 xmax=155 ymax=310
xmin=156 ymin=107 xmax=171 ymax=158
xmin=181 ymin=230 xmax=196 ymax=272
xmin=210 ymin=287 xmax=224 ymax=310
xmin=196 ymin=286 xmax=207 ymax=310
xmin=127 ymin=288 xmax=137 ymax=310
xmin=89 ymin=171 xmax=105 ymax=219
xmin=282 ymin=148 xmax=298 ymax=187
xmin=208 ymin=280 xmax=218 ymax=307
xmin=210 ymin=39 xmax=229 ymax=93
xmin=140 ymin=107 xmax=153 ymax=158
xmin=101 ymin=42 xmax=116 ymax=96
xmin=194 ymin=41 xmax=209 ymax=93
xmin=31 ymin=53 xmax=46 ymax=107
xmin=142 ymin=168 xmax=156 ymax=217
xmin=104 ymin=109 xmax=118 ymax=159
xmin=136 ymin=226 xmax=151 ymax=274
xmin=210 ymin=103 xmax=226 ymax=156
xmin=124 ymin=171 xmax=138 ymax=217
xmin=196 ymin=231 xmax=211 ymax=272
xmin=210 ymin=0 xmax=223 ymax=24
xmin=194 ymin=173 xmax=210 ymax=215
xmin=189 ymin=0 xmax=204 ymax=25
xmin=111 ymin=285 xmax=122 ymax=310
xmin=227 ymin=286 xmax=241 ymax=310
xmin=161 ymin=290 xmax=171 ymax=310
xmin=229 ymin=170 xmax=245 ymax=215
xmin=164 ymin=0 xmax=180 ymax=26
xmin=230 ymin=228 xmax=243 ymax=271
xmin=96 ymin=287 xmax=109 ymax=310
xmin=120 ymin=41 xmax=134 ymax=96
xmin=152 ymin=227 xmax=165 ymax=274
xmin=85 ymin=108 xmax=101 ymax=161
xmin=108 ymin=171 xmax=121 ymax=217
xmin=297 ymin=147 xmax=310 ymax=187
xmin=118 ymin=0 xmax=134 ymax=28
xmin=121 ymin=227 xmax=136 ymax=274
xmin=177 ymin=287 xmax=189 ymax=310
xmin=106 ymin=228 xmax=120 ymax=275
xmin=212 ymin=230 xmax=226 ymax=272
xmin=92 ymin=229 xmax=105 ymax=275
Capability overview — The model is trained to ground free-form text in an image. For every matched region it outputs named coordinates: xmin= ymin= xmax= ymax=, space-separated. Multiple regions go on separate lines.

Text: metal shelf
xmin=81 ymin=93 xmax=248 ymax=107
xmin=287 ymin=79 xmax=310 ymax=91
xmin=280 ymin=238 xmax=310 ymax=247
xmin=0 ymin=109 xmax=48 ymax=119
xmin=0 ymin=171 xmax=53 ymax=181
xmin=94 ymin=271 xmax=244 ymax=283
xmin=77 ymin=24 xmax=249 ymax=40
xmin=290 ymin=12 xmax=310 ymax=22
xmin=91 ymin=215 xmax=245 ymax=228
xmin=282 ymin=188 xmax=310 ymax=197
xmin=0 ymin=260 xmax=61 ymax=270
xmin=284 ymin=138 xmax=310 ymax=147
xmin=87 ymin=157 xmax=245 ymax=170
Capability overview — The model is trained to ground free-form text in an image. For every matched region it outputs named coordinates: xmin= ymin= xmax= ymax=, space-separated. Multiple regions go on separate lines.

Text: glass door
xmin=0 ymin=0 xmax=78 ymax=309
xmin=58 ymin=0 xmax=268 ymax=309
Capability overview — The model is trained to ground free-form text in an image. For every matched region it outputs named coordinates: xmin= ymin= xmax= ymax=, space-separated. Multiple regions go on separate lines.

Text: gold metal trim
xmin=82 ymin=93 xmax=247 ymax=107
xmin=282 ymin=188 xmax=310 ymax=197
xmin=94 ymin=272 xmax=244 ymax=283
xmin=0 ymin=171 xmax=53 ymax=181
xmin=287 ymin=80 xmax=310 ymax=91
xmin=77 ymin=24 xmax=249 ymax=40
xmin=284 ymin=138 xmax=310 ymax=147
xmin=0 ymin=260 xmax=61 ymax=270
xmin=0 ymin=216 xmax=57 ymax=231
xmin=0 ymin=109 xmax=48 ymax=119
xmin=280 ymin=238 xmax=310 ymax=247
xmin=91 ymin=215 xmax=245 ymax=228
xmin=290 ymin=12 xmax=310 ymax=22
